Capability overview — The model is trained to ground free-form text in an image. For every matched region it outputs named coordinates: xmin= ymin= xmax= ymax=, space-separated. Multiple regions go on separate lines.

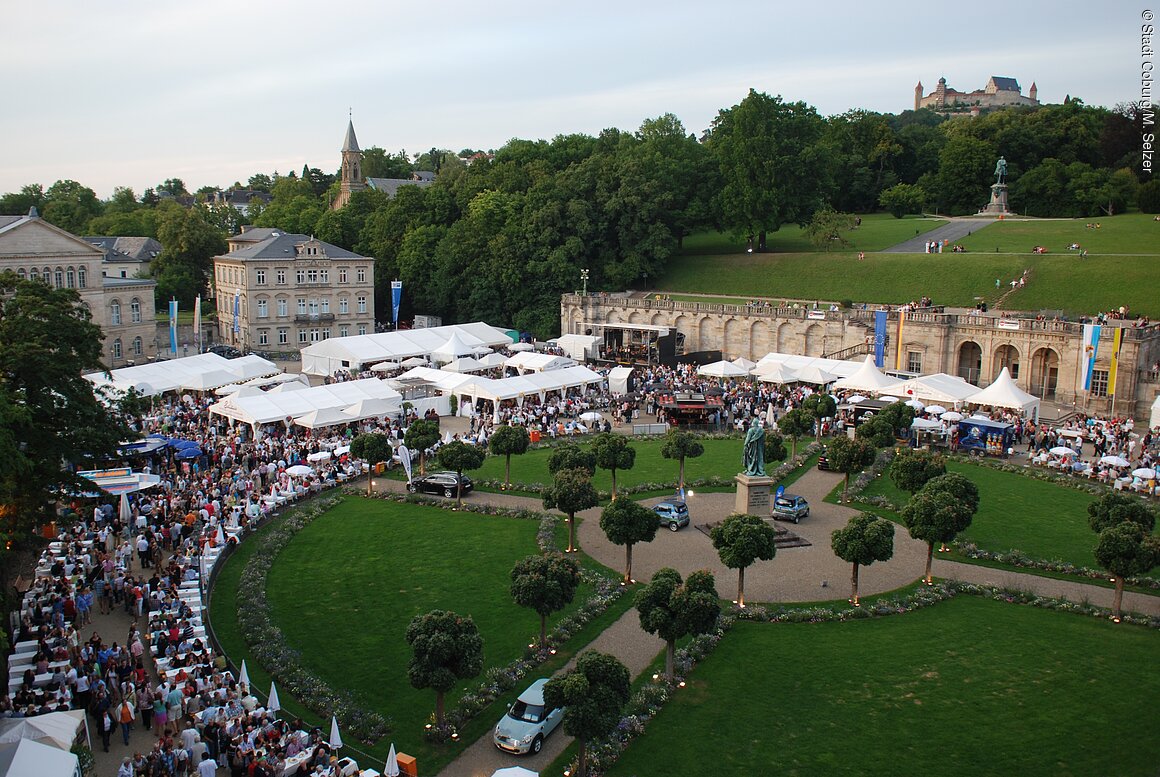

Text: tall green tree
xmin=878 ymin=183 xmax=927 ymax=218
xmin=591 ymin=433 xmax=636 ymax=499
xmin=831 ymin=513 xmax=895 ymax=605
xmin=349 ymin=433 xmax=395 ymax=496
xmin=403 ymin=419 xmax=441 ymax=475
xmin=901 ymin=474 xmax=980 ymax=584
xmin=488 ymin=424 xmax=530 ymax=489
xmin=547 ymin=443 xmax=597 ymax=477
xmin=599 ymin=498 xmax=658 ymax=584
xmin=889 ymin=448 xmax=947 ymax=495
xmin=435 ymin=440 xmax=485 ymax=507
xmin=660 ymin=429 xmax=704 ymax=491
xmin=1094 ymin=523 xmax=1160 ymax=620
xmin=543 ymin=651 xmax=630 ymax=777
xmin=41 ymin=179 xmax=102 ymax=235
xmin=405 ymin=610 xmax=484 ymax=725
xmin=1086 ymin=491 xmax=1157 ymax=534
xmin=152 ymin=201 xmax=226 ymax=306
xmin=802 ymin=393 xmax=837 ymax=441
xmin=777 ymin=408 xmax=814 ymax=458
xmin=542 ymin=467 xmax=599 ymax=554
xmin=635 ymin=567 xmax=720 ymax=681
xmin=826 ymin=435 xmax=878 ymax=498
xmin=510 ymin=553 xmax=582 ymax=648
xmin=710 ymin=513 xmax=777 ymax=607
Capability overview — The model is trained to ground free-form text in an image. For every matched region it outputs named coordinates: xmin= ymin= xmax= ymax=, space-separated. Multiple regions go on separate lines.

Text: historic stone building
xmin=0 ymin=211 xmax=158 ymax=368
xmin=330 ymin=119 xmax=433 ymax=210
xmin=561 ymin=294 xmax=1160 ymax=419
xmin=915 ymin=76 xmax=1038 ymax=114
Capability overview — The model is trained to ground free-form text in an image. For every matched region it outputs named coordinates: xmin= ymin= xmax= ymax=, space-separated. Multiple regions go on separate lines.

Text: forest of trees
xmin=1 ymin=92 xmax=1152 ymax=336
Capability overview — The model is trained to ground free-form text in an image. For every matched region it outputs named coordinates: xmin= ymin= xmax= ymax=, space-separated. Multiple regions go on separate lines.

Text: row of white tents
xmin=696 ymin=354 xmax=1041 ymax=420
xmin=300 ymin=322 xmax=517 ymax=376
xmin=85 ymin=352 xmax=280 ymax=397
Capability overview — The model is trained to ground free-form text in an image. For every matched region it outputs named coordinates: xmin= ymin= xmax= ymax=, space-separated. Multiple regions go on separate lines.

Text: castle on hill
xmin=915 ymin=76 xmax=1038 ymax=114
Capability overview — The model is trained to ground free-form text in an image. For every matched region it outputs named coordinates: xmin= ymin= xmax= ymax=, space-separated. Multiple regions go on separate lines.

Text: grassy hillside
xmin=682 ymin=213 xmax=947 ymax=255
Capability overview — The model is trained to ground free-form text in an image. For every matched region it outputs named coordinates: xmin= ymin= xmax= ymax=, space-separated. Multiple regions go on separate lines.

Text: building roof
xmin=230 ymin=227 xmax=283 ymax=244
xmin=365 ymin=177 xmax=433 ymax=198
xmin=342 ymin=119 xmax=360 ymax=153
xmin=990 ymin=76 xmax=1020 ymax=92
xmin=85 ymin=236 xmax=162 ymax=264
xmin=0 ymin=215 xmax=23 ymax=232
xmin=102 ymin=276 xmax=157 ymax=289
xmin=221 ymin=231 xmax=364 ymax=261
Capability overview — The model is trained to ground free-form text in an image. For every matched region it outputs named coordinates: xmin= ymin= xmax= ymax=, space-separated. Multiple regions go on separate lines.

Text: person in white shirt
xmin=197 ymin=752 xmax=219 ymax=777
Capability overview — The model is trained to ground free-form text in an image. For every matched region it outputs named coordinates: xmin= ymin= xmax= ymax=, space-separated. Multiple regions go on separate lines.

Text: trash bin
xmin=374 ymin=462 xmax=386 ymax=474
xmin=530 ymin=429 xmax=541 ymax=443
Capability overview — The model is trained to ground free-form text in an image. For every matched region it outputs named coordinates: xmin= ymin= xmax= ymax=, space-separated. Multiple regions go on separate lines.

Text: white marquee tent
xmin=833 ymin=356 xmax=904 ymax=394
xmin=208 ymin=378 xmax=401 ymax=432
xmin=430 ymin=330 xmax=480 ymax=364
xmin=752 ymin=353 xmax=862 ymax=380
xmin=451 ymin=366 xmax=603 ymax=414
xmin=965 ymin=367 xmax=1041 ymax=420
xmin=392 ymin=367 xmax=476 ymax=393
xmin=441 ymin=356 xmax=486 ymax=374
xmin=890 ymin=373 xmax=979 ymax=405
xmin=505 ymin=352 xmax=576 ymax=374
xmin=0 ymin=710 xmax=88 ymax=752
xmin=85 ymin=352 xmax=280 ymax=397
xmin=0 ymin=738 xmax=80 ymax=777
xmin=299 ymin=323 xmax=513 ymax=376
xmin=608 ymin=366 xmax=634 ymax=396
xmin=697 ymin=360 xmax=749 ymax=378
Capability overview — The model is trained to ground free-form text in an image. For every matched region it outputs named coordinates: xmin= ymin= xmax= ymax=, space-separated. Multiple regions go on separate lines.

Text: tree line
xmin=2 ymin=93 xmax=1154 ymax=336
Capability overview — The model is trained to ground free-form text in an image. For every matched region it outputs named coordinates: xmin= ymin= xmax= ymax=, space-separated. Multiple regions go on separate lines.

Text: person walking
xmin=98 ymin=707 xmax=115 ymax=752
xmin=117 ymin=696 xmax=136 ymax=745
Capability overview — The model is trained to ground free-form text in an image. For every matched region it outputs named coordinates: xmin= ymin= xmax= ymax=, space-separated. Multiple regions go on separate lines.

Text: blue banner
xmin=873 ymin=310 xmax=887 ymax=368
xmin=1082 ymin=323 xmax=1101 ymax=391
xmin=232 ymin=290 xmax=240 ymax=334
xmin=168 ymin=300 xmax=178 ymax=354
xmin=391 ymin=280 xmax=403 ymax=325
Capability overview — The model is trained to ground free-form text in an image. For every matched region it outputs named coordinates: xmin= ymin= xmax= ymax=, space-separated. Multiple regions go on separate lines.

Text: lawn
xmin=853 ymin=460 xmax=1159 ymax=572
xmin=955 ymin=212 xmax=1160 ymax=255
xmin=210 ymin=496 xmax=628 ymax=773
xmin=679 ymin=213 xmax=947 ymax=255
xmin=606 ymin=596 xmax=1160 ymax=777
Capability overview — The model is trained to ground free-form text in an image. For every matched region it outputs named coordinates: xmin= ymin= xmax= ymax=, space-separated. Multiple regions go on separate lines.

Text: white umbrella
xmin=119 ymin=493 xmax=133 ymax=524
xmin=845 ymin=395 xmax=867 ymax=404
xmin=401 ymin=356 xmax=428 ymax=367
xmin=370 ymin=361 xmax=401 ymax=373
xmin=878 ymin=395 xmax=901 ymax=402
xmin=329 ymin=716 xmax=343 ymax=750
xmin=579 ymin=411 xmax=603 ymax=422
xmin=384 ymin=744 xmax=400 ymax=777
xmin=286 ymin=464 xmax=314 ymax=477
xmin=1100 ymin=455 xmax=1131 ymax=467
xmin=940 ymin=411 xmax=964 ymax=422
xmin=925 ymin=405 xmax=948 ymax=415
xmin=1049 ymin=446 xmax=1076 ymax=456
xmin=239 ymin=660 xmax=250 ymax=688
xmin=1131 ymin=467 xmax=1156 ymax=478
xmin=267 ymin=681 xmax=280 ymax=713
xmin=905 ymin=398 xmax=925 ymax=410
xmin=509 ymin=342 xmax=535 ymax=352
xmin=215 ymin=525 xmax=226 ymax=546
xmin=306 ymin=451 xmax=332 ymax=462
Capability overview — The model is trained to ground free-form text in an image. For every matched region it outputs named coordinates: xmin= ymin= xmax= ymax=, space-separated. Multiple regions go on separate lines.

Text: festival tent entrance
xmin=965 ymin=367 xmax=1041 ymax=421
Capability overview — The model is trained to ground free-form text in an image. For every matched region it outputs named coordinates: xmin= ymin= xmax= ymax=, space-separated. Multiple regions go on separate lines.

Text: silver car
xmin=772 ymin=494 xmax=810 ymax=523
xmin=493 ymin=678 xmax=565 ymax=755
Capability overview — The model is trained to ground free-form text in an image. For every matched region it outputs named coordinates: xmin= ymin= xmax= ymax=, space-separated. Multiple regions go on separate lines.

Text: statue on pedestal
xmin=994 ymin=156 xmax=1007 ymax=185
xmin=742 ymin=420 xmax=766 ymax=477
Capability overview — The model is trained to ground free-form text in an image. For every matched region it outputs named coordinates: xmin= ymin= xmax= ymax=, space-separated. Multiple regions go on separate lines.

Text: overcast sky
xmin=0 ymin=1 xmax=1142 ymax=198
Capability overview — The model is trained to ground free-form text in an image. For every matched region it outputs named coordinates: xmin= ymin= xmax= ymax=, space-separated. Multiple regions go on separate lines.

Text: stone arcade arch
xmin=723 ymin=318 xmax=744 ymax=357
xmin=776 ymin=321 xmax=793 ymax=353
xmin=958 ymin=341 xmax=982 ymax=384
xmin=1029 ymin=347 xmax=1060 ymax=399
xmin=803 ymin=324 xmax=823 ymax=356
xmin=697 ymin=317 xmax=714 ymax=353
xmin=992 ymin=344 xmax=1020 ymax=382
xmin=749 ymin=320 xmax=770 ymax=359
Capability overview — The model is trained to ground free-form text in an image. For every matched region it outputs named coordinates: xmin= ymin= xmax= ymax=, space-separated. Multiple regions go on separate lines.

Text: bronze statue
xmin=994 ymin=156 xmax=1007 ymax=185
xmin=742 ymin=419 xmax=766 ymax=476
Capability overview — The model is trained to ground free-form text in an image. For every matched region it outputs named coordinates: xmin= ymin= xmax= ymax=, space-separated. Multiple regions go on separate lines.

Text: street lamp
xmin=580 ymin=268 xmax=589 ymax=296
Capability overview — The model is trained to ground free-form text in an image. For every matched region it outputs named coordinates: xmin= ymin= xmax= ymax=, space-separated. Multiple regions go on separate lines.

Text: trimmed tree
xmin=599 ymin=498 xmax=659 ymax=584
xmin=592 ymin=433 xmax=636 ymax=499
xmin=635 ymin=567 xmax=720 ymax=681
xmin=857 ymin=402 xmax=916 ymax=448
xmin=889 ymin=448 xmax=947 ymax=495
xmin=764 ymin=433 xmax=789 ymax=468
xmin=404 ymin=419 xmax=441 ymax=475
xmin=710 ymin=513 xmax=777 ymax=607
xmin=435 ymin=441 xmax=485 ymax=507
xmin=349 ymin=432 xmax=395 ymax=496
xmin=901 ymin=474 xmax=979 ymax=584
xmin=1087 ymin=491 xmax=1158 ymax=534
xmin=542 ymin=467 xmax=599 ymax=553
xmin=405 ymin=609 xmax=483 ymax=726
xmin=511 ymin=553 xmax=582 ymax=649
xmin=802 ymin=393 xmax=837 ymax=440
xmin=826 ymin=435 xmax=878 ymax=498
xmin=777 ymin=408 xmax=813 ymax=458
xmin=1094 ymin=523 xmax=1160 ymax=620
xmin=660 ymin=429 xmax=704 ymax=492
xmin=488 ymin=424 xmax=530 ymax=490
xmin=543 ymin=651 xmax=630 ymax=777
xmin=831 ymin=513 xmax=895 ymax=605
xmin=547 ymin=443 xmax=597 ymax=477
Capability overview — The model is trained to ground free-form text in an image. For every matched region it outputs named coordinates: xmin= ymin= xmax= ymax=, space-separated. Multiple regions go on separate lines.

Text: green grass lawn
xmin=210 ymin=496 xmax=629 ymax=772
xmin=956 ymin=212 xmax=1160 ymax=255
xmin=606 ymin=596 xmax=1160 ymax=777
xmin=680 ymin=213 xmax=947 ymax=255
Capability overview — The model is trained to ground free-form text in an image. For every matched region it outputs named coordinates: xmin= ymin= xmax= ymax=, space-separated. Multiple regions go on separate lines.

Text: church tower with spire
xmin=332 ymin=118 xmax=366 ymax=210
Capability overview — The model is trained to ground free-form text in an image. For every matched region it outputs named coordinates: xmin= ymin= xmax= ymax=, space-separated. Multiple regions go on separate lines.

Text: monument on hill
xmin=978 ymin=155 xmax=1013 ymax=216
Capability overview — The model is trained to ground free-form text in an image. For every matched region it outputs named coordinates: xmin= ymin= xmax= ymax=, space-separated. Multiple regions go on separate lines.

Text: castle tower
xmin=332 ymin=118 xmax=366 ymax=210
xmin=935 ymin=77 xmax=947 ymax=108
xmin=915 ymin=81 xmax=923 ymax=111
xmin=1028 ymin=82 xmax=1038 ymax=103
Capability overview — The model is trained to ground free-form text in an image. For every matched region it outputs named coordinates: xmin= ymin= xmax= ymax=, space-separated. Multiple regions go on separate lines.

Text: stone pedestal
xmin=978 ymin=183 xmax=1012 ymax=216
xmin=734 ymin=473 xmax=775 ymax=516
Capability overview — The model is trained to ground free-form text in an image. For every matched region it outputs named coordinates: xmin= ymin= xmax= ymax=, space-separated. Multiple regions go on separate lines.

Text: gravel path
xmin=880 ymin=217 xmax=990 ymax=253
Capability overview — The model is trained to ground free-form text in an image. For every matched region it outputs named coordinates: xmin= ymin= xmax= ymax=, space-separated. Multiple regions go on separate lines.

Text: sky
xmin=0 ymin=0 xmax=1144 ymax=199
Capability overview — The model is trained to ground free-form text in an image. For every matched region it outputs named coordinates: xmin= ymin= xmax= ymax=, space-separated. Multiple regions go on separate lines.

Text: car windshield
xmin=776 ymin=498 xmax=793 ymax=507
xmin=509 ymin=700 xmax=544 ymax=723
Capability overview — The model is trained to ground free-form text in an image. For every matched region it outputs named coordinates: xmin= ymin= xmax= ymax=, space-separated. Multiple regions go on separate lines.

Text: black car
xmin=817 ymin=448 xmax=831 ymax=471
xmin=407 ymin=471 xmax=474 ymax=498
xmin=208 ymin=344 xmax=242 ymax=359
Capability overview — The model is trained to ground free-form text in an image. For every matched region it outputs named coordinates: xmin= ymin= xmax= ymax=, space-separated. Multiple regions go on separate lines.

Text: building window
xmin=256 ymin=269 xmax=266 ymax=285
xmin=278 ymin=329 xmax=288 ymax=345
xmin=257 ymin=299 xmax=268 ymax=318
xmin=1090 ymin=369 xmax=1109 ymax=398
xmin=308 ymin=299 xmax=319 ymax=315
xmin=78 ymin=267 xmax=86 ymax=288
xmin=130 ymin=298 xmax=141 ymax=323
xmin=298 ymin=330 xmax=308 ymax=344
xmin=307 ymin=269 xmax=318 ymax=283
xmin=356 ymin=267 xmax=366 ymax=283
xmin=320 ymin=299 xmax=330 ymax=314
xmin=28 ymin=268 xmax=38 ymax=282
xmin=357 ymin=295 xmax=367 ymax=314
xmin=340 ymin=326 xmax=349 ymax=338
xmin=54 ymin=268 xmax=63 ymax=288
xmin=907 ymin=352 xmax=922 ymax=374
xmin=132 ymin=337 xmax=143 ymax=356
xmin=297 ymin=298 xmax=307 ymax=315
xmin=110 ymin=301 xmax=122 ymax=325
xmin=321 ymin=329 xmax=330 ymax=340
xmin=319 ymin=269 xmax=328 ymax=283
xmin=338 ymin=298 xmax=349 ymax=314
xmin=338 ymin=268 xmax=348 ymax=283
xmin=277 ymin=298 xmax=288 ymax=317
xmin=66 ymin=268 xmax=75 ymax=288
xmin=112 ymin=339 xmax=122 ymax=359
xmin=258 ymin=330 xmax=269 ymax=346
xmin=276 ymin=269 xmax=286 ymax=285
xmin=296 ymin=269 xmax=305 ymax=284
xmin=357 ymin=325 xmax=367 ymax=336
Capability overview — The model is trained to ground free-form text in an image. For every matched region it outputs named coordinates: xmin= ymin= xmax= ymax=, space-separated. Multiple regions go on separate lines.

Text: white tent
xmin=441 ymin=356 xmax=486 ymax=374
xmin=505 ymin=352 xmax=576 ymax=374
xmin=833 ymin=356 xmax=904 ymax=394
xmin=965 ymin=367 xmax=1041 ymax=421
xmin=342 ymin=397 xmax=400 ymax=422
xmin=794 ymin=364 xmax=838 ymax=385
xmin=890 ymin=373 xmax=979 ymax=405
xmin=268 ymin=381 xmax=308 ymax=394
xmin=227 ymin=354 xmax=281 ymax=381
xmin=697 ymin=360 xmax=748 ymax=378
xmin=732 ymin=357 xmax=757 ymax=370
xmin=453 ymin=366 xmax=603 ymax=410
xmin=393 ymin=367 xmax=476 ymax=392
xmin=0 ymin=738 xmax=80 ymax=777
xmin=294 ymin=406 xmax=355 ymax=430
xmin=0 ymin=710 xmax=88 ymax=752
xmin=554 ymin=333 xmax=599 ymax=361
xmin=431 ymin=330 xmax=478 ymax=364
xmin=299 ymin=323 xmax=513 ymax=376
xmin=509 ymin=342 xmax=535 ymax=352
xmin=752 ymin=353 xmax=861 ymax=380
xmin=478 ymin=352 xmax=508 ymax=368
xmin=209 ymin=378 xmax=401 ymax=431
xmin=608 ymin=366 xmax=634 ymax=396
xmin=753 ymin=362 xmax=799 ymax=385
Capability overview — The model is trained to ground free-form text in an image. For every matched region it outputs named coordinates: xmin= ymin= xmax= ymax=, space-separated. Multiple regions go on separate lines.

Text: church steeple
xmin=333 ymin=117 xmax=366 ymax=210
xmin=342 ymin=119 xmax=360 ymax=153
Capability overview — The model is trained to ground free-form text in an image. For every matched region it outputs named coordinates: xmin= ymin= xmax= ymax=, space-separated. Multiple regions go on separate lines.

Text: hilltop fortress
xmin=915 ymin=76 xmax=1039 ymax=114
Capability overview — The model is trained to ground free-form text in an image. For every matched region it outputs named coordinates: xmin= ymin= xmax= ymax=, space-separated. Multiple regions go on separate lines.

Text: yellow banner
xmin=1108 ymin=327 xmax=1124 ymax=396
xmin=894 ymin=310 xmax=906 ymax=370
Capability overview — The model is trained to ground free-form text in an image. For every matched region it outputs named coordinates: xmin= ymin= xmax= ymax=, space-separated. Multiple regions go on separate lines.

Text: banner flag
xmin=894 ymin=310 xmax=906 ymax=370
xmin=1108 ymin=327 xmax=1124 ymax=397
xmin=873 ymin=310 xmax=887 ymax=368
xmin=391 ymin=280 xmax=403 ymax=325
xmin=193 ymin=295 xmax=202 ymax=352
xmin=233 ymin=290 xmax=241 ymax=334
xmin=1081 ymin=324 xmax=1102 ymax=391
xmin=168 ymin=300 xmax=178 ymax=354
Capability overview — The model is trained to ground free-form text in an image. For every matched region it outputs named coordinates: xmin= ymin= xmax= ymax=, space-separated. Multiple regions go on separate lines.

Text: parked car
xmin=207 ymin=344 xmax=242 ymax=359
xmin=817 ymin=448 xmax=831 ymax=470
xmin=772 ymin=494 xmax=810 ymax=523
xmin=493 ymin=678 xmax=566 ymax=755
xmin=653 ymin=500 xmax=690 ymax=531
xmin=407 ymin=471 xmax=473 ymax=498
